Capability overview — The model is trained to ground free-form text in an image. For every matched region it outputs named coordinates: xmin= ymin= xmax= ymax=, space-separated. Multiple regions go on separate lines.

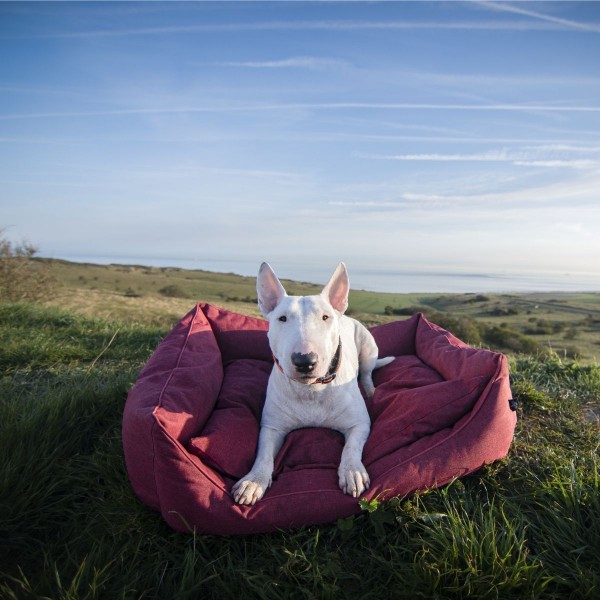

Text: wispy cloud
xmin=478 ymin=1 xmax=600 ymax=33
xmin=215 ymin=56 xmax=349 ymax=70
xmin=0 ymin=84 xmax=87 ymax=98
xmin=192 ymin=165 xmax=307 ymax=184
xmin=364 ymin=146 xmax=600 ymax=170
xmin=328 ymin=169 xmax=600 ymax=212
xmin=0 ymin=136 xmax=82 ymax=146
xmin=370 ymin=151 xmax=513 ymax=162
xmin=2 ymin=102 xmax=600 ymax=121
xmin=512 ymin=160 xmax=599 ymax=169
xmin=5 ymin=17 xmax=595 ymax=40
xmin=392 ymin=70 xmax=600 ymax=89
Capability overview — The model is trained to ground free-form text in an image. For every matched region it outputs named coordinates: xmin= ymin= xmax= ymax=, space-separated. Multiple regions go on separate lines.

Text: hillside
xmin=38 ymin=258 xmax=600 ymax=362
xmin=1 ymin=258 xmax=598 ymax=598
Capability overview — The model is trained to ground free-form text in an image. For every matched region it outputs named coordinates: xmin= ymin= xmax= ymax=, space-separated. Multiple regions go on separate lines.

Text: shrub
xmin=483 ymin=326 xmax=541 ymax=354
xmin=124 ymin=287 xmax=142 ymax=298
xmin=489 ymin=307 xmax=520 ymax=317
xmin=428 ymin=311 xmax=545 ymax=355
xmin=158 ymin=284 xmax=190 ymax=299
xmin=466 ymin=294 xmax=490 ymax=303
xmin=0 ymin=232 xmax=56 ymax=302
xmin=384 ymin=305 xmax=431 ymax=316
xmin=428 ymin=311 xmax=483 ymax=346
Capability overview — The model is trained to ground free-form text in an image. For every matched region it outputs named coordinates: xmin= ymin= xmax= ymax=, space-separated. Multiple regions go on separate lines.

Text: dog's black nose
xmin=291 ymin=352 xmax=318 ymax=374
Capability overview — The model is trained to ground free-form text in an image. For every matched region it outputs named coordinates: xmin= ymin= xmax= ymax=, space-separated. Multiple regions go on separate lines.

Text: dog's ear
xmin=257 ymin=262 xmax=287 ymax=316
xmin=322 ymin=262 xmax=349 ymax=314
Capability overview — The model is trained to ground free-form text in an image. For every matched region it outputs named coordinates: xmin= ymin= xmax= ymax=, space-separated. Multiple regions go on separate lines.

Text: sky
xmin=1 ymin=1 xmax=600 ymax=290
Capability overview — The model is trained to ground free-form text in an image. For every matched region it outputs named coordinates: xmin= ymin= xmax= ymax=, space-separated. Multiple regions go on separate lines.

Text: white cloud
xmin=365 ymin=147 xmax=600 ymax=170
xmin=512 ymin=160 xmax=599 ymax=169
xmin=373 ymin=151 xmax=512 ymax=162
xmin=10 ymin=19 xmax=582 ymax=40
xmin=216 ymin=57 xmax=349 ymax=70
xmin=477 ymin=1 xmax=600 ymax=33
xmin=2 ymin=102 xmax=600 ymax=121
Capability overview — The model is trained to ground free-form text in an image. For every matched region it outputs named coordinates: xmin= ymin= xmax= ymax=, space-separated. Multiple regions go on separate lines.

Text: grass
xmin=1 ymin=299 xmax=599 ymax=599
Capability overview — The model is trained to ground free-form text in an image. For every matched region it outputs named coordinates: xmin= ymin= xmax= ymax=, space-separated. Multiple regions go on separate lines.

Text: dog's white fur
xmin=232 ymin=262 xmax=393 ymax=505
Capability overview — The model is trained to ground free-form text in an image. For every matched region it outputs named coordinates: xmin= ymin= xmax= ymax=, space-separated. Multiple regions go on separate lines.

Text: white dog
xmin=232 ymin=262 xmax=393 ymax=505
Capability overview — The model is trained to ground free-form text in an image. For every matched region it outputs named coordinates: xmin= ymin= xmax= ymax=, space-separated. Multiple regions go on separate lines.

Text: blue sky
xmin=1 ymin=1 xmax=599 ymax=289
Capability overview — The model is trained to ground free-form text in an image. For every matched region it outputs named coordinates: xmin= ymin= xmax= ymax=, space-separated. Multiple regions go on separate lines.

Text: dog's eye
xmin=322 ymin=315 xmax=329 ymax=321
xmin=278 ymin=315 xmax=287 ymax=322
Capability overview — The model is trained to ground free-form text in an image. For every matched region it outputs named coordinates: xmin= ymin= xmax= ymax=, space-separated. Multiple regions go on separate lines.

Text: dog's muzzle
xmin=273 ymin=339 xmax=342 ymax=385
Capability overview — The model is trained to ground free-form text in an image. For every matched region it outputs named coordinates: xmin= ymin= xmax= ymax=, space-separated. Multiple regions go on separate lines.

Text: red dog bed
xmin=123 ymin=303 xmax=516 ymax=535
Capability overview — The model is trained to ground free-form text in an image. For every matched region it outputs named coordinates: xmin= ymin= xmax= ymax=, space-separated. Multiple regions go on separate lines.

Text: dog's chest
xmin=264 ymin=375 xmax=364 ymax=432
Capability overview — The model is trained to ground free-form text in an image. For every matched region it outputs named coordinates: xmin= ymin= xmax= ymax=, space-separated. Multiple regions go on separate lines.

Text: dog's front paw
xmin=338 ymin=462 xmax=370 ymax=498
xmin=231 ymin=474 xmax=270 ymax=505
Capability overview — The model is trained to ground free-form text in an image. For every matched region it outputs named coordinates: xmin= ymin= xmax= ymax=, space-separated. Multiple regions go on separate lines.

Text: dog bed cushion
xmin=123 ymin=304 xmax=516 ymax=535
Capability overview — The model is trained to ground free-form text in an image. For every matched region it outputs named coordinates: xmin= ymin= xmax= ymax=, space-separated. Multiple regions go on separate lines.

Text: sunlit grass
xmin=1 ymin=302 xmax=598 ymax=599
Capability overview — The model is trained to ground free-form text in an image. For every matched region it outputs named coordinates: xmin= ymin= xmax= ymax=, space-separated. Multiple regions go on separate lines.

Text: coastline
xmin=41 ymin=254 xmax=600 ymax=295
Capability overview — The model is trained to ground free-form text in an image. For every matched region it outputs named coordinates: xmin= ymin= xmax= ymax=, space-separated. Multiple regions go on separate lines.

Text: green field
xmin=40 ymin=258 xmax=600 ymax=362
xmin=1 ymin=258 xmax=599 ymax=598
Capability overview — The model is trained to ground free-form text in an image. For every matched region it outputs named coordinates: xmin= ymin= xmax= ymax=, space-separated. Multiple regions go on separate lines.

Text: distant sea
xmin=52 ymin=255 xmax=600 ymax=294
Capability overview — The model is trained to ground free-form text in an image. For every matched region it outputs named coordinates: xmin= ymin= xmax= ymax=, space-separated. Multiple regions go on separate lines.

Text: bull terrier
xmin=232 ymin=262 xmax=394 ymax=505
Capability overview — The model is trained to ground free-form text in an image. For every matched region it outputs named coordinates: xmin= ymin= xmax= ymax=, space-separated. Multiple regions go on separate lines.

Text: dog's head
xmin=257 ymin=262 xmax=349 ymax=384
